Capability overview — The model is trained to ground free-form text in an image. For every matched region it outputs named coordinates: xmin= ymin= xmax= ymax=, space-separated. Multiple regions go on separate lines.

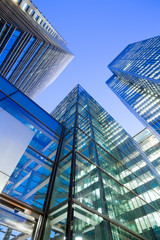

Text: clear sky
xmin=34 ymin=0 xmax=160 ymax=136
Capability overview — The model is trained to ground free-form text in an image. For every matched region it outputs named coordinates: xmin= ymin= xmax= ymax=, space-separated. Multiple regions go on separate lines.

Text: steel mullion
xmin=66 ymin=88 xmax=79 ymax=240
xmin=72 ymin=199 xmax=147 ymax=240
xmin=76 ymin=124 xmax=160 ymax=198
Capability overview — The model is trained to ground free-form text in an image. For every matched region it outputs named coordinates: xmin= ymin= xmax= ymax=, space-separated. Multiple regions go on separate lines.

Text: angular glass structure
xmin=48 ymin=85 xmax=160 ymax=240
xmin=0 ymin=0 xmax=73 ymax=98
xmin=0 ymin=76 xmax=63 ymax=239
xmin=106 ymin=36 xmax=160 ymax=140
xmin=0 ymin=81 xmax=160 ymax=239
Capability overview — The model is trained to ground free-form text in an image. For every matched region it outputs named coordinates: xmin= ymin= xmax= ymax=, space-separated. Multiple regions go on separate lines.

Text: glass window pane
xmin=73 ymin=203 xmax=111 ymax=240
xmin=101 ymin=171 xmax=160 ymax=239
xmin=0 ymin=203 xmax=37 ymax=240
xmin=76 ymin=129 xmax=98 ymax=164
xmin=75 ymin=154 xmax=105 ymax=214
xmin=50 ymin=155 xmax=71 ymax=208
xmin=3 ymin=147 xmax=53 ymax=210
xmin=59 ymin=130 xmax=73 ymax=160
xmin=10 ymin=91 xmax=62 ymax=136
xmin=44 ymin=203 xmax=68 ymax=239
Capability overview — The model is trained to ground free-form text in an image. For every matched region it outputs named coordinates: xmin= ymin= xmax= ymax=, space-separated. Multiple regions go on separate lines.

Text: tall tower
xmin=0 ymin=0 xmax=73 ymax=98
xmin=0 ymin=81 xmax=160 ymax=239
xmin=106 ymin=36 xmax=160 ymax=140
xmin=44 ymin=85 xmax=160 ymax=240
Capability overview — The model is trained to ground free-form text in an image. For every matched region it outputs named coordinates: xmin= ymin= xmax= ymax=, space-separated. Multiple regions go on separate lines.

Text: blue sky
xmin=34 ymin=0 xmax=160 ymax=136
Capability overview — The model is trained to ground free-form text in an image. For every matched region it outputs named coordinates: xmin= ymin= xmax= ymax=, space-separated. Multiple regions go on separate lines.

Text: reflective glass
xmin=101 ymin=171 xmax=160 ymax=238
xmin=73 ymin=204 xmax=111 ymax=240
xmin=76 ymin=129 xmax=98 ymax=164
xmin=3 ymin=147 xmax=53 ymax=210
xmin=43 ymin=203 xmax=68 ymax=239
xmin=75 ymin=154 xmax=105 ymax=214
xmin=10 ymin=91 xmax=62 ymax=136
xmin=59 ymin=130 xmax=73 ymax=160
xmin=111 ymin=223 xmax=141 ymax=240
xmin=0 ymin=203 xmax=36 ymax=240
xmin=50 ymin=154 xmax=71 ymax=208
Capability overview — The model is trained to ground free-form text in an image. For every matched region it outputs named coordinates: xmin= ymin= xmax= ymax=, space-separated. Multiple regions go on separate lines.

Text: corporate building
xmin=106 ymin=36 xmax=160 ymax=140
xmin=0 ymin=0 xmax=73 ymax=98
xmin=1 ymin=0 xmax=160 ymax=239
xmin=0 ymin=76 xmax=160 ymax=239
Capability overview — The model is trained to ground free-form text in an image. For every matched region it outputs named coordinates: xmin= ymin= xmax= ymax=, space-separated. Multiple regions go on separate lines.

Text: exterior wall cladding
xmin=0 ymin=0 xmax=73 ymax=99
xmin=106 ymin=36 xmax=160 ymax=140
xmin=1 ymin=76 xmax=160 ymax=240
xmin=1 ymin=1 xmax=160 ymax=239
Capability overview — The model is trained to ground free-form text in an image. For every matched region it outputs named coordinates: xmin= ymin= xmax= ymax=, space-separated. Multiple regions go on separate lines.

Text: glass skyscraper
xmin=134 ymin=128 xmax=160 ymax=176
xmin=106 ymin=36 xmax=160 ymax=140
xmin=1 ymin=1 xmax=160 ymax=239
xmin=0 ymin=0 xmax=73 ymax=98
xmin=1 ymin=79 xmax=160 ymax=239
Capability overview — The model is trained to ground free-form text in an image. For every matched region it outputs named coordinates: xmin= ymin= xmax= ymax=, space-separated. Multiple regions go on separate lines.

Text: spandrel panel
xmin=3 ymin=147 xmax=53 ymax=210
xmin=50 ymin=155 xmax=71 ymax=208
xmin=75 ymin=154 xmax=105 ymax=214
xmin=73 ymin=204 xmax=111 ymax=240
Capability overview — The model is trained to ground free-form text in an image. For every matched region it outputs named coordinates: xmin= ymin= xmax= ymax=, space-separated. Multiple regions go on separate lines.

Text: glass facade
xmin=1 ymin=80 xmax=160 ymax=239
xmin=106 ymin=36 xmax=160 ymax=140
xmin=134 ymin=128 xmax=160 ymax=184
xmin=0 ymin=76 xmax=62 ymax=239
xmin=49 ymin=85 xmax=160 ymax=240
xmin=0 ymin=0 xmax=73 ymax=98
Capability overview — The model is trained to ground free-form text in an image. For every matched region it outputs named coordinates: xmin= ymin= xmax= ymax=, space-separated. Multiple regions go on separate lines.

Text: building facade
xmin=48 ymin=85 xmax=160 ymax=240
xmin=0 ymin=80 xmax=160 ymax=239
xmin=134 ymin=128 xmax=160 ymax=175
xmin=106 ymin=36 xmax=160 ymax=140
xmin=0 ymin=75 xmax=63 ymax=239
xmin=0 ymin=0 xmax=73 ymax=98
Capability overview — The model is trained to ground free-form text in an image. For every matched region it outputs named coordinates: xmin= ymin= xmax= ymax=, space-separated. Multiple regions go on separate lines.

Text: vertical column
xmin=66 ymin=88 xmax=79 ymax=240
xmin=85 ymin=95 xmax=113 ymax=240
xmin=38 ymin=127 xmax=65 ymax=240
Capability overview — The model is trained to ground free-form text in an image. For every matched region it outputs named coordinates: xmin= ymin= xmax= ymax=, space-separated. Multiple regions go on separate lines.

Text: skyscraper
xmin=48 ymin=85 xmax=160 ymax=240
xmin=1 ymin=80 xmax=160 ymax=239
xmin=106 ymin=36 xmax=160 ymax=140
xmin=0 ymin=0 xmax=73 ymax=98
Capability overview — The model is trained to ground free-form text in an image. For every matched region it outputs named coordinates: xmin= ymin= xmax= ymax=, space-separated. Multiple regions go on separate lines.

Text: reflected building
xmin=106 ymin=36 xmax=160 ymax=140
xmin=0 ymin=0 xmax=73 ymax=98
xmin=0 ymin=80 xmax=160 ymax=239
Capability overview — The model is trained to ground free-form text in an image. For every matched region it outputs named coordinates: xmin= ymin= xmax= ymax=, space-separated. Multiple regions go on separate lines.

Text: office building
xmin=48 ymin=84 xmax=160 ymax=240
xmin=134 ymin=128 xmax=160 ymax=175
xmin=0 ymin=80 xmax=160 ymax=239
xmin=0 ymin=0 xmax=73 ymax=98
xmin=106 ymin=36 xmax=160 ymax=139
